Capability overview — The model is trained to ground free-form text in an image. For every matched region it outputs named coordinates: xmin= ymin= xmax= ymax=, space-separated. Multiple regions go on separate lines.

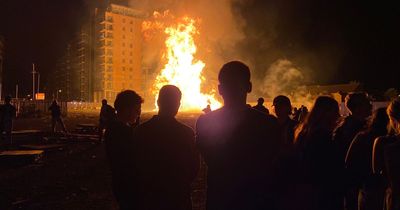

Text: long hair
xmin=366 ymin=107 xmax=389 ymax=136
xmin=387 ymin=97 xmax=400 ymax=135
xmin=294 ymin=96 xmax=339 ymax=144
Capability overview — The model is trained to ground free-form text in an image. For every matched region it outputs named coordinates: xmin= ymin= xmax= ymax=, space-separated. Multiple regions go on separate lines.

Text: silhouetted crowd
xmin=100 ymin=61 xmax=399 ymax=210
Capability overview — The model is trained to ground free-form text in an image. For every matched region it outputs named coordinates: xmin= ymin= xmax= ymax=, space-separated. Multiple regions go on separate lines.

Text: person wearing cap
xmin=273 ymin=95 xmax=298 ymax=145
xmin=253 ymin=97 xmax=269 ymax=114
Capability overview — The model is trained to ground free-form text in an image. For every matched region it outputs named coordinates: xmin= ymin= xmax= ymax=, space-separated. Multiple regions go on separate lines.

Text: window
xmin=107 ymin=83 xmax=112 ymax=89
xmin=122 ymin=59 xmax=125 ymax=63
xmin=122 ymin=67 xmax=125 ymax=71
xmin=129 ymin=60 xmax=132 ymax=64
xmin=122 ymin=27 xmax=125 ymax=31
xmin=122 ymin=43 xmax=125 ymax=47
xmin=129 ymin=67 xmax=133 ymax=71
xmin=130 ymin=51 xmax=133 ymax=56
xmin=122 ymin=18 xmax=125 ymax=23
xmin=107 ymin=74 xmax=112 ymax=81
xmin=130 ymin=28 xmax=133 ymax=32
xmin=130 ymin=20 xmax=133 ymax=24
xmin=122 ymin=51 xmax=125 ymax=55
xmin=129 ymin=44 xmax=133 ymax=48
xmin=106 ymin=16 xmax=113 ymax=22
xmin=107 ymin=41 xmax=112 ymax=46
xmin=107 ymin=49 xmax=112 ymax=55
xmin=106 ymin=25 xmax=113 ymax=30
xmin=106 ymin=32 xmax=113 ymax=38
xmin=107 ymin=65 xmax=112 ymax=71
xmin=122 ymin=35 xmax=125 ymax=39
xmin=107 ymin=57 xmax=113 ymax=64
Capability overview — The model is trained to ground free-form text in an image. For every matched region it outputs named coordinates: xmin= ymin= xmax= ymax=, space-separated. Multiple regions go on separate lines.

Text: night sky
xmin=0 ymin=0 xmax=399 ymax=96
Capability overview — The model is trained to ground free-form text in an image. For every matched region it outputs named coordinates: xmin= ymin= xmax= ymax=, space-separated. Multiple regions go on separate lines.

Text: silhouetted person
xmin=273 ymin=95 xmax=298 ymax=145
xmin=334 ymin=92 xmax=372 ymax=210
xmin=104 ymin=90 xmax=143 ymax=210
xmin=346 ymin=108 xmax=389 ymax=210
xmin=202 ymin=104 xmax=212 ymax=114
xmin=134 ymin=85 xmax=200 ymax=210
xmin=48 ymin=100 xmax=67 ymax=134
xmin=196 ymin=61 xmax=281 ymax=210
xmin=253 ymin=97 xmax=269 ymax=114
xmin=99 ymin=99 xmax=116 ymax=141
xmin=293 ymin=96 xmax=343 ymax=210
xmin=0 ymin=95 xmax=16 ymax=145
xmin=298 ymin=105 xmax=309 ymax=123
xmin=373 ymin=97 xmax=400 ymax=210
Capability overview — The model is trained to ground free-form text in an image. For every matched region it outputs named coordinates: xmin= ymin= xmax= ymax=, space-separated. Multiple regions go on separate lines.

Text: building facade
xmin=93 ymin=4 xmax=145 ymax=103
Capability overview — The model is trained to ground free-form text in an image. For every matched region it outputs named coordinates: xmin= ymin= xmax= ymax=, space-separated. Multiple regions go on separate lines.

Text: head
xmin=257 ymin=97 xmax=264 ymax=106
xmin=346 ymin=92 xmax=372 ymax=120
xmin=295 ymin=96 xmax=340 ymax=142
xmin=157 ymin=85 xmax=182 ymax=118
xmin=368 ymin=107 xmax=389 ymax=136
xmin=273 ymin=95 xmax=292 ymax=119
xmin=52 ymin=100 xmax=58 ymax=106
xmin=114 ymin=90 xmax=143 ymax=124
xmin=387 ymin=97 xmax=400 ymax=135
xmin=101 ymin=99 xmax=107 ymax=106
xmin=218 ymin=61 xmax=252 ymax=108
xmin=5 ymin=95 xmax=12 ymax=104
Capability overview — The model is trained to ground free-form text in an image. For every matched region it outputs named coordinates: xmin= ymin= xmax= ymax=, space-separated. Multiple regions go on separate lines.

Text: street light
xmin=56 ymin=89 xmax=62 ymax=100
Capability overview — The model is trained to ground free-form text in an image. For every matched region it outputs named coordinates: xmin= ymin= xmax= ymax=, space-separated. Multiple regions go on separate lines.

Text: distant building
xmin=51 ymin=3 xmax=145 ymax=102
xmin=0 ymin=35 xmax=4 ymax=99
xmin=93 ymin=4 xmax=145 ymax=102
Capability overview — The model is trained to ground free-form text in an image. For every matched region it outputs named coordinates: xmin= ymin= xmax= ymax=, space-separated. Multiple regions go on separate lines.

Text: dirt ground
xmin=0 ymin=112 xmax=205 ymax=210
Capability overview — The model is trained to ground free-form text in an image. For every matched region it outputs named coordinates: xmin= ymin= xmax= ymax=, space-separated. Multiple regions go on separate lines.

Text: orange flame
xmin=145 ymin=13 xmax=222 ymax=111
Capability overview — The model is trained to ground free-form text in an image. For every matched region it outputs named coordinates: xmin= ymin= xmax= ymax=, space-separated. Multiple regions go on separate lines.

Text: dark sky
xmin=0 ymin=0 xmax=399 ymax=96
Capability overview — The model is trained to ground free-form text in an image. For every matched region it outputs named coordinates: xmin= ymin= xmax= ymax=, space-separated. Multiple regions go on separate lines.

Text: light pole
xmin=56 ymin=89 xmax=62 ymax=100
xmin=32 ymin=63 xmax=36 ymax=100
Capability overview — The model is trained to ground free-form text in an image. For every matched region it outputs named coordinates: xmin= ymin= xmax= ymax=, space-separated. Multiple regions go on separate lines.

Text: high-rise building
xmin=93 ymin=4 xmax=145 ymax=103
xmin=76 ymin=26 xmax=94 ymax=101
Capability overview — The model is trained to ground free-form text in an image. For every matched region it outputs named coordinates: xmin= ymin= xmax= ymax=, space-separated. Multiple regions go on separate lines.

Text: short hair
xmin=114 ymin=90 xmax=143 ymax=111
xmin=158 ymin=85 xmax=182 ymax=106
xmin=257 ymin=97 xmax=264 ymax=103
xmin=5 ymin=95 xmax=12 ymax=103
xmin=345 ymin=92 xmax=370 ymax=112
xmin=273 ymin=95 xmax=291 ymax=107
xmin=218 ymin=61 xmax=250 ymax=86
xmin=102 ymin=99 xmax=107 ymax=105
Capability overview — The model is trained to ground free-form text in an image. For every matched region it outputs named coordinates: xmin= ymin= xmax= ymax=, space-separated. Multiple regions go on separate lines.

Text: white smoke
xmin=260 ymin=59 xmax=314 ymax=108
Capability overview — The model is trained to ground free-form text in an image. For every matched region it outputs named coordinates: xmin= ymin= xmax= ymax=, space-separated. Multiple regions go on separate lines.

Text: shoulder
xmin=248 ymin=108 xmax=278 ymax=124
xmin=196 ymin=108 xmax=223 ymax=126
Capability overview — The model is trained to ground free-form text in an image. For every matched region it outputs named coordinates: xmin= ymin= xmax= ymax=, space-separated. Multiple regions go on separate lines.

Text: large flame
xmin=144 ymin=13 xmax=222 ymax=111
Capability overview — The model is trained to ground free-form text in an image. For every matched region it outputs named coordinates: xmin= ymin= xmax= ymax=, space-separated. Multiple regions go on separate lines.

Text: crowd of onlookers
xmin=101 ymin=60 xmax=400 ymax=210
xmin=1 ymin=60 xmax=399 ymax=210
